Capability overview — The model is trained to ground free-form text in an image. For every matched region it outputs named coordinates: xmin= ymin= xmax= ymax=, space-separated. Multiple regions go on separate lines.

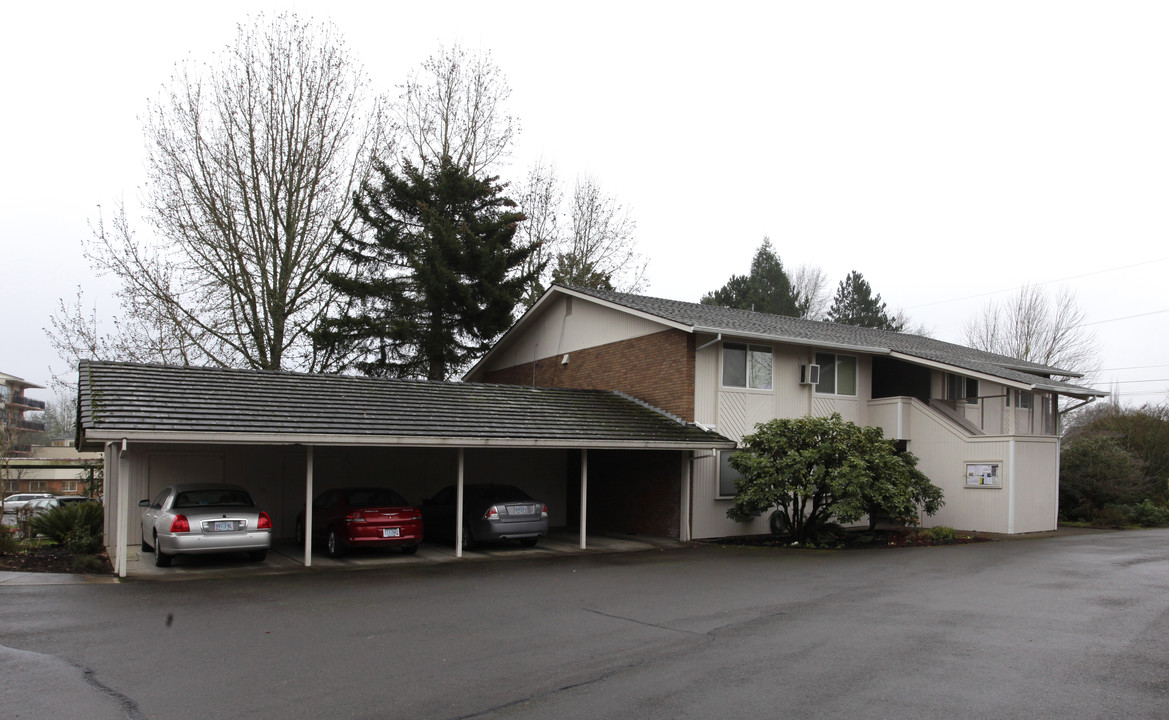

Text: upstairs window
xmin=722 ymin=343 xmax=773 ymax=390
xmin=814 ymin=353 xmax=857 ymax=396
xmin=946 ymin=374 xmax=979 ymax=404
xmin=1016 ymin=390 xmax=1033 ymax=409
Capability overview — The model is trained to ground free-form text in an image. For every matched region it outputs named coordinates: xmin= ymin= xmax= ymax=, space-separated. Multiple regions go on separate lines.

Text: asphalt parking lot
xmin=2 ymin=527 xmax=1168 ymax=719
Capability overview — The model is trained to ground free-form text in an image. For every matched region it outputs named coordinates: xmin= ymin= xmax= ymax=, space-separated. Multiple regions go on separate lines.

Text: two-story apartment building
xmin=465 ymin=285 xmax=1108 ymax=537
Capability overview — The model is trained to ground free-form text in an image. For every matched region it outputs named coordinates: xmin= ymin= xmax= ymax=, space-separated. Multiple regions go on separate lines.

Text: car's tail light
xmin=484 ymin=505 xmax=500 ymax=520
xmin=170 ymin=515 xmax=190 ymax=533
xmin=346 ymin=511 xmax=367 ymax=522
xmin=258 ymin=512 xmax=272 ymax=529
xmin=541 ymin=504 xmax=548 ymax=518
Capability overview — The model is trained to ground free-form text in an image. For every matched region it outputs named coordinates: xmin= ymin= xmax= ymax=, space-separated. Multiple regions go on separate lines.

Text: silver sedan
xmin=139 ymin=484 xmax=272 ymax=567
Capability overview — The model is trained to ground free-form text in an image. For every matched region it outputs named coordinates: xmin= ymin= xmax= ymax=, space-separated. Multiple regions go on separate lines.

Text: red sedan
xmin=295 ymin=487 xmax=423 ymax=558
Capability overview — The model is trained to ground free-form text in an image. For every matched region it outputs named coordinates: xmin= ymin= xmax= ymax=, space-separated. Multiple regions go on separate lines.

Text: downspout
xmin=696 ymin=333 xmax=722 ymax=352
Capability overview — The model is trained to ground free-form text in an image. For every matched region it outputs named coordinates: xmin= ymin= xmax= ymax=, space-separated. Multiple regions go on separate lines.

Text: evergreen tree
xmin=701 ymin=238 xmax=800 ymax=316
xmin=827 ymin=271 xmax=905 ymax=331
xmin=316 ymin=157 xmax=537 ymax=380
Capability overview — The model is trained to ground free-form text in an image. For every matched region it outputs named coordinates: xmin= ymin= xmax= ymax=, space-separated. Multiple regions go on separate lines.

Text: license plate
xmin=211 ymin=521 xmax=236 ymax=532
xmin=510 ymin=505 xmax=531 ymax=515
xmin=382 ymin=528 xmax=400 ymax=538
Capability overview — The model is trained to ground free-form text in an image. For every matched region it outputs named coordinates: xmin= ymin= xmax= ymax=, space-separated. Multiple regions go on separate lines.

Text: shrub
xmin=30 ymin=503 xmax=104 ymax=546
xmin=917 ymin=526 xmax=960 ymax=543
xmin=727 ymin=414 xmax=944 ymax=544
xmin=64 ymin=528 xmax=103 ymax=555
xmin=1059 ymin=437 xmax=1146 ymax=522
xmin=1107 ymin=499 xmax=1169 ymax=528
xmin=0 ymin=525 xmax=20 ymax=554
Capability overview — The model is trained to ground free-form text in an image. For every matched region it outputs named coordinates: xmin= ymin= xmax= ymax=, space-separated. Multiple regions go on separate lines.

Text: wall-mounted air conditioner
xmin=800 ymin=364 xmax=820 ymax=385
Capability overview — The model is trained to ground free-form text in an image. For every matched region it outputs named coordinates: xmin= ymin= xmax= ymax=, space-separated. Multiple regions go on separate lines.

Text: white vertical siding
xmin=690 ymin=342 xmax=815 ymax=539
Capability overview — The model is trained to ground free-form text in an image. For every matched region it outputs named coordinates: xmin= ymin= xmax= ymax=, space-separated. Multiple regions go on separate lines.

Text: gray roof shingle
xmin=559 ymin=285 xmax=1106 ymax=398
xmin=77 ymin=360 xmax=735 ymax=450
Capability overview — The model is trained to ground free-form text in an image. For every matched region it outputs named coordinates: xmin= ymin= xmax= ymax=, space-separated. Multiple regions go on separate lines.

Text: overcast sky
xmin=2 ymin=1 xmax=1166 ymax=405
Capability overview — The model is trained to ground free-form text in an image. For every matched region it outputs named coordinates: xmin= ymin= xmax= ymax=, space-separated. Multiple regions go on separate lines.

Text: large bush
xmin=726 ymin=414 xmax=944 ymax=543
xmin=1059 ymin=436 xmax=1146 ymax=522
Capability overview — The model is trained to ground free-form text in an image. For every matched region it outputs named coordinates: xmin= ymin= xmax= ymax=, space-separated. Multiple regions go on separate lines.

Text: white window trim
xmin=715 ymin=448 xmax=742 ymax=499
xmin=813 ymin=352 xmax=858 ymax=397
xmin=720 ymin=342 xmax=774 ymax=392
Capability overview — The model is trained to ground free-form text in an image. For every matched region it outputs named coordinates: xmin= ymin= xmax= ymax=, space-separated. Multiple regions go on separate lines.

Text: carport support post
xmin=304 ymin=445 xmax=314 ymax=567
xmin=455 ymin=448 xmax=465 ymax=559
xmin=115 ymin=440 xmax=129 ymax=578
xmin=579 ymin=449 xmax=588 ymax=550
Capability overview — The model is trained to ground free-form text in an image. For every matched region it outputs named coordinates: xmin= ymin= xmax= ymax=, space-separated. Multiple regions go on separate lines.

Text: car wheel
xmin=519 ymin=537 xmax=539 ymax=548
xmin=460 ymin=522 xmax=477 ymax=551
xmin=141 ymin=538 xmax=151 ymax=552
xmin=294 ymin=520 xmax=304 ymax=545
xmin=401 ymin=544 xmax=418 ymax=555
xmin=326 ymin=527 xmax=345 ymax=558
xmin=248 ymin=549 xmax=267 ymax=562
xmin=153 ymin=536 xmax=172 ymax=567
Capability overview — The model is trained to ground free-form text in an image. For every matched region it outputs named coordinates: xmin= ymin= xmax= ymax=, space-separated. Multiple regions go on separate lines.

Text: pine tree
xmin=826 ymin=271 xmax=904 ymax=331
xmin=316 ymin=157 xmax=537 ymax=380
xmin=701 ymin=238 xmax=800 ymax=316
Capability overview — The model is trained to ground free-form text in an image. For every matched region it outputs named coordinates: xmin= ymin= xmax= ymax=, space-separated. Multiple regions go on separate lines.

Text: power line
xmin=1099 ymin=364 xmax=1169 ymax=371
xmin=1098 ymin=378 xmax=1169 ymax=385
xmin=905 ymin=255 xmax=1169 ymax=310
xmin=1078 ymin=308 xmax=1169 ymax=327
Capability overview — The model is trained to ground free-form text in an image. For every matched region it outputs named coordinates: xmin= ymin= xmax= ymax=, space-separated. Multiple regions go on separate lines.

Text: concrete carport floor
xmin=120 ymin=530 xmax=678 ymax=581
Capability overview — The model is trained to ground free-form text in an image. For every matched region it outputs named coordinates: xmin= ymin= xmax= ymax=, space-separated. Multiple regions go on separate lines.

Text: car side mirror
xmin=138 ymin=499 xmax=149 ymax=507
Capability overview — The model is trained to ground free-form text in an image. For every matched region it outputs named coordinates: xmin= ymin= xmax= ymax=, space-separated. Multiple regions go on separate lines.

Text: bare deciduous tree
xmin=963 ymin=285 xmax=1100 ymax=377
xmin=550 ymin=175 xmax=647 ymax=293
xmin=53 ymin=13 xmax=385 ymax=373
xmin=397 ymin=43 xmax=516 ymax=176
xmin=514 ymin=159 xmax=562 ymax=306
xmin=791 ymin=264 xmax=830 ymax=320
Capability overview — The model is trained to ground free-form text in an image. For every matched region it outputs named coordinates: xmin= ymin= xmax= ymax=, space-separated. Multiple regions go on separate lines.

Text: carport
xmin=76 ymin=361 xmax=734 ymax=577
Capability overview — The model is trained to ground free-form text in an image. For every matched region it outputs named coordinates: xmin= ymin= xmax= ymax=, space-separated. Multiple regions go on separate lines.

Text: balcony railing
xmin=10 ymin=395 xmax=46 ymax=411
xmin=12 ymin=420 xmax=45 ymax=432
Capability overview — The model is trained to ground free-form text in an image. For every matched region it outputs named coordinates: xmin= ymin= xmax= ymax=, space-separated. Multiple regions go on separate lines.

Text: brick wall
xmin=483 ymin=329 xmax=696 ymax=421
xmin=565 ymin=450 xmax=682 ymax=538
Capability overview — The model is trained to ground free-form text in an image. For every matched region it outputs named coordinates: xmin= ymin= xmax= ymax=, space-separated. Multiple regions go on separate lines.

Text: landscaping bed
xmin=706 ymin=527 xmax=989 ymax=550
xmin=0 ymin=545 xmax=114 ymax=574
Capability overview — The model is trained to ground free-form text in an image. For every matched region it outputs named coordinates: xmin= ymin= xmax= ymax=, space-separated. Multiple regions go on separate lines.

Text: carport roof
xmin=77 ymin=360 xmax=735 ymax=451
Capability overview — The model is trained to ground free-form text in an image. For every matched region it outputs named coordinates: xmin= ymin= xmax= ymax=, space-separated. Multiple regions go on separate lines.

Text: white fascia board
xmin=699 ymin=326 xmax=890 ymax=356
xmin=464 ymin=288 xmax=564 ymax=380
xmin=557 ymin=286 xmax=693 ymax=333
xmin=1029 ymin=381 xmax=1109 ymax=399
xmin=80 ymin=429 xmax=737 ymax=451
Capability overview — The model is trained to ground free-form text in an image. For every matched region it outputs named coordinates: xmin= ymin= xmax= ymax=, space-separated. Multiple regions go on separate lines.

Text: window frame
xmin=721 ymin=342 xmax=774 ymax=391
xmin=716 ymin=449 xmax=743 ymax=499
xmin=813 ymin=352 xmax=857 ymax=396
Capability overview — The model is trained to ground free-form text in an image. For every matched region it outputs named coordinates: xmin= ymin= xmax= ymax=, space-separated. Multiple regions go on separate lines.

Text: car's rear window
xmin=173 ymin=490 xmax=255 ymax=508
xmin=347 ymin=489 xmax=409 ymax=508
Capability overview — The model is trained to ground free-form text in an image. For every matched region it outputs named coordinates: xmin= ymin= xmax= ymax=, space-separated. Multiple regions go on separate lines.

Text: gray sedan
xmin=422 ymin=484 xmax=548 ymax=550
xmin=139 ymin=484 xmax=272 ymax=567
